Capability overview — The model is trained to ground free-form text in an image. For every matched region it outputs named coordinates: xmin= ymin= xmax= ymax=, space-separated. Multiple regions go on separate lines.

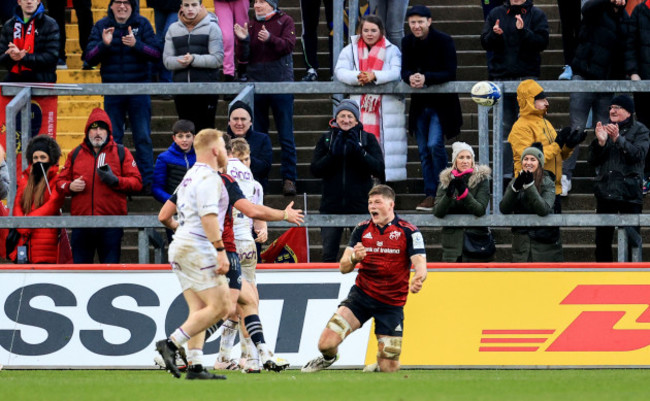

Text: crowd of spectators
xmin=1 ymin=0 xmax=649 ymax=263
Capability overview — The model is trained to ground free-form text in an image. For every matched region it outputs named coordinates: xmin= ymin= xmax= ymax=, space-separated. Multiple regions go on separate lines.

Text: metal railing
xmin=3 ymin=79 xmax=650 ymax=263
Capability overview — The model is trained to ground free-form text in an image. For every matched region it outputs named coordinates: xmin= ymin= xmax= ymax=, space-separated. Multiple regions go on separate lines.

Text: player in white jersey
xmin=155 ymin=129 xmax=232 ymax=380
xmin=215 ymin=138 xmax=267 ymax=371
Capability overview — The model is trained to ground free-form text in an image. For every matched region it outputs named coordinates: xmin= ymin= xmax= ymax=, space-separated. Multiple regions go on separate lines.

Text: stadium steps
xmin=46 ymin=0 xmax=638 ymax=262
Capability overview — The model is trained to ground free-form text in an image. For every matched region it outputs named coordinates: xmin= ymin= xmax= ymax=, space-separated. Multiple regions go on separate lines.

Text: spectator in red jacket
xmin=12 ymin=135 xmax=64 ymax=263
xmin=56 ymin=107 xmax=142 ymax=263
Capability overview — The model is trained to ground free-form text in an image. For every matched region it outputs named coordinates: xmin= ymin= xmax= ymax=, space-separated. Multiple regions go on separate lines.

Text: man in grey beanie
xmin=310 ymin=99 xmax=384 ymax=262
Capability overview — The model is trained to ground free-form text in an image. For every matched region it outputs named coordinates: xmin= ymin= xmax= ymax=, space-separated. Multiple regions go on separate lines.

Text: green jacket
xmin=499 ymin=171 xmax=563 ymax=262
xmin=433 ymin=165 xmax=492 ymax=262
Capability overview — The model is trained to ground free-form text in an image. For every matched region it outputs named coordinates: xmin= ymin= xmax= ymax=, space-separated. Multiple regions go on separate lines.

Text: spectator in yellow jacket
xmin=508 ymin=79 xmax=585 ymax=211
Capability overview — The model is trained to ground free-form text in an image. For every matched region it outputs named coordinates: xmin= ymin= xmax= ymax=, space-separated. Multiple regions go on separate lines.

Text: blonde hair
xmin=193 ymin=129 xmax=223 ymax=153
xmin=231 ymin=137 xmax=250 ymax=159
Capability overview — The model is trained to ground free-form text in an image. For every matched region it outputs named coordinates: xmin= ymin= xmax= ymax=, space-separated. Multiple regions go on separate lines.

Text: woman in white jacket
xmin=334 ymin=15 xmax=407 ymax=182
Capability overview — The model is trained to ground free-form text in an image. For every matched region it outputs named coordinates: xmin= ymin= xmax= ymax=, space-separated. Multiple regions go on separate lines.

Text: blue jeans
xmin=71 ymin=227 xmax=123 ymax=263
xmin=368 ymin=0 xmax=408 ymax=49
xmin=153 ymin=10 xmax=177 ymax=83
xmin=563 ymin=75 xmax=612 ymax=179
xmin=104 ymin=94 xmax=154 ymax=185
xmin=253 ymin=93 xmax=297 ymax=181
xmin=415 ymin=108 xmax=447 ymax=197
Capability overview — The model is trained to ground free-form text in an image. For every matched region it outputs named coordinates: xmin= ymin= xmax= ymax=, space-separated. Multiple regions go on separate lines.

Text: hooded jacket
xmin=433 ymin=165 xmax=492 ymax=262
xmin=508 ymin=80 xmax=573 ymax=195
xmin=624 ymin=1 xmax=650 ymax=80
xmin=56 ymin=108 xmax=143 ymax=215
xmin=85 ymin=0 xmax=161 ymax=83
xmin=310 ymin=120 xmax=385 ymax=214
xmin=0 ymin=3 xmax=59 ymax=83
xmin=572 ymin=0 xmax=628 ymax=80
xmin=163 ymin=11 xmax=224 ymax=83
xmin=480 ymin=0 xmax=549 ymax=79
xmin=152 ymin=141 xmax=196 ymax=204
xmin=335 ymin=35 xmax=407 ymax=182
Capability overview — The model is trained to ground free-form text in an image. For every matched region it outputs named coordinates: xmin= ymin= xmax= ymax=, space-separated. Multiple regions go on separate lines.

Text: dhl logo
xmin=480 ymin=285 xmax=650 ymax=352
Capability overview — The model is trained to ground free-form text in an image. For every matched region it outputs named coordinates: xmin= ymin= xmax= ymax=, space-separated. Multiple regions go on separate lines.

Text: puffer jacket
xmin=13 ymin=165 xmax=65 ymax=263
xmin=587 ymin=118 xmax=650 ymax=204
xmin=152 ymin=142 xmax=196 ymax=203
xmin=85 ymin=0 xmax=161 ymax=83
xmin=572 ymin=0 xmax=628 ymax=80
xmin=237 ymin=10 xmax=295 ymax=82
xmin=56 ymin=108 xmax=143 ymax=215
xmin=335 ymin=35 xmax=406 ymax=182
xmin=433 ymin=165 xmax=492 ymax=262
xmin=624 ymin=1 xmax=650 ymax=79
xmin=310 ymin=121 xmax=385 ymax=214
xmin=163 ymin=11 xmax=223 ymax=82
xmin=508 ymin=80 xmax=573 ymax=195
xmin=0 ymin=3 xmax=59 ymax=83
xmin=480 ymin=0 xmax=549 ymax=79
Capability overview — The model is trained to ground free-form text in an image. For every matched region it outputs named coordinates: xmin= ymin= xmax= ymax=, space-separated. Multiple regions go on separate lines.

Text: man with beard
xmin=56 ymin=108 xmax=142 ymax=263
xmin=85 ymin=0 xmax=161 ymax=195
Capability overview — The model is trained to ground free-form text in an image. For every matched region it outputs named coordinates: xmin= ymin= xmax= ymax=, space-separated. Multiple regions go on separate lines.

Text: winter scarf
xmin=358 ymin=36 xmax=386 ymax=141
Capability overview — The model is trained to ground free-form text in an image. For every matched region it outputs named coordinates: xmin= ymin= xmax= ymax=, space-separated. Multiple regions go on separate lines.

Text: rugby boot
xmin=154 ymin=349 xmax=187 ymax=372
xmin=301 ymin=354 xmax=338 ymax=373
xmin=258 ymin=344 xmax=289 ymax=372
xmin=185 ymin=364 xmax=227 ymax=380
xmin=214 ymin=358 xmax=240 ymax=371
xmin=362 ymin=362 xmax=380 ymax=372
xmin=155 ymin=339 xmax=182 ymax=378
xmin=241 ymin=358 xmax=261 ymax=374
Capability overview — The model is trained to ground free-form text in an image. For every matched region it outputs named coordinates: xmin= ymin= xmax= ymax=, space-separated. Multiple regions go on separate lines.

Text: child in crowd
xmin=152 ymin=120 xmax=197 ymax=243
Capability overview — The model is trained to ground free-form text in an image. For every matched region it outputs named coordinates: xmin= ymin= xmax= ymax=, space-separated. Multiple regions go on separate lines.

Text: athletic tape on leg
xmin=377 ymin=336 xmax=402 ymax=360
xmin=326 ymin=313 xmax=352 ymax=341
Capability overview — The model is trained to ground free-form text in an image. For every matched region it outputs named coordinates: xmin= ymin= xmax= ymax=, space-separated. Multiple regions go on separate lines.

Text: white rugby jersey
xmin=173 ymin=163 xmax=223 ymax=243
xmin=227 ymin=158 xmax=264 ymax=241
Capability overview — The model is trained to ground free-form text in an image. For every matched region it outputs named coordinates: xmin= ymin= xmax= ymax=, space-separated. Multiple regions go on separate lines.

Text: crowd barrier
xmin=2 ymin=262 xmax=650 ymax=369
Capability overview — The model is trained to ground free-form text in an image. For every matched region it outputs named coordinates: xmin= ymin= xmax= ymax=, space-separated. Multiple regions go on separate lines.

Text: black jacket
xmin=0 ymin=4 xmax=59 ymax=83
xmin=625 ymin=2 xmax=650 ymax=79
xmin=401 ymin=27 xmax=462 ymax=139
xmin=572 ymin=0 xmax=628 ymax=80
xmin=480 ymin=0 xmax=549 ymax=80
xmin=588 ymin=119 xmax=650 ymax=204
xmin=310 ymin=122 xmax=384 ymax=214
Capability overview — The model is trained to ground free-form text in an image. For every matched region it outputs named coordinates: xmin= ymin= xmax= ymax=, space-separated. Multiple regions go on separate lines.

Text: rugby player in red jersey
xmin=302 ymin=185 xmax=427 ymax=373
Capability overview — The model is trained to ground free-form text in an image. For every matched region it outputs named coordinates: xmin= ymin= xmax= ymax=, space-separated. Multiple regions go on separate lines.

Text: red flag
xmin=260 ymin=227 xmax=309 ymax=263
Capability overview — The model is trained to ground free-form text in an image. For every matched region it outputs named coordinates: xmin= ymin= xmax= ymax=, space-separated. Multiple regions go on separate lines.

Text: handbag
xmin=462 ymin=229 xmax=496 ymax=259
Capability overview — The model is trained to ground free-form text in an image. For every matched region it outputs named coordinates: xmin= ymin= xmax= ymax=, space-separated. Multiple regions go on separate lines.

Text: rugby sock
xmin=218 ymin=320 xmax=239 ymax=360
xmin=205 ymin=319 xmax=224 ymax=340
xmin=240 ymin=330 xmax=257 ymax=360
xmin=244 ymin=315 xmax=266 ymax=346
xmin=187 ymin=348 xmax=203 ymax=366
xmin=170 ymin=327 xmax=191 ymax=348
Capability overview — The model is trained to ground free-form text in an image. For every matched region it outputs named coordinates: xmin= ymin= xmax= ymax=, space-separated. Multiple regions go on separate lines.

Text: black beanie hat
xmin=229 ymin=101 xmax=253 ymax=120
xmin=26 ymin=134 xmax=61 ymax=166
xmin=611 ymin=95 xmax=635 ymax=115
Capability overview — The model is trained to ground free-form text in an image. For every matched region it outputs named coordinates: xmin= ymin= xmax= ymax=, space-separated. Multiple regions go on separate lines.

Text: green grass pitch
xmin=3 ymin=369 xmax=650 ymax=401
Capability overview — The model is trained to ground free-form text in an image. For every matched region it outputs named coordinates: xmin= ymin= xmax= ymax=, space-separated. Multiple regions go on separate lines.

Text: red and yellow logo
xmin=388 ymin=272 xmax=650 ymax=366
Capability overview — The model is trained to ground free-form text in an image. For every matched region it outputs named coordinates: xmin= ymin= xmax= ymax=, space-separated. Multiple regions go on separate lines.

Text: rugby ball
xmin=471 ymin=81 xmax=501 ymax=106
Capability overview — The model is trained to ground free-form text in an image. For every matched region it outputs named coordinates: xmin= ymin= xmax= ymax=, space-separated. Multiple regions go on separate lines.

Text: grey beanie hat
xmin=451 ymin=142 xmax=475 ymax=165
xmin=521 ymin=142 xmax=545 ymax=168
xmin=334 ymin=99 xmax=360 ymax=121
xmin=265 ymin=0 xmax=279 ymax=9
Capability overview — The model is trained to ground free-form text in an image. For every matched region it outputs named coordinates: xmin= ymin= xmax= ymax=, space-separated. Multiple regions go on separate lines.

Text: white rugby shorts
xmin=236 ymin=239 xmax=257 ymax=284
xmin=169 ymin=237 xmax=227 ymax=292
